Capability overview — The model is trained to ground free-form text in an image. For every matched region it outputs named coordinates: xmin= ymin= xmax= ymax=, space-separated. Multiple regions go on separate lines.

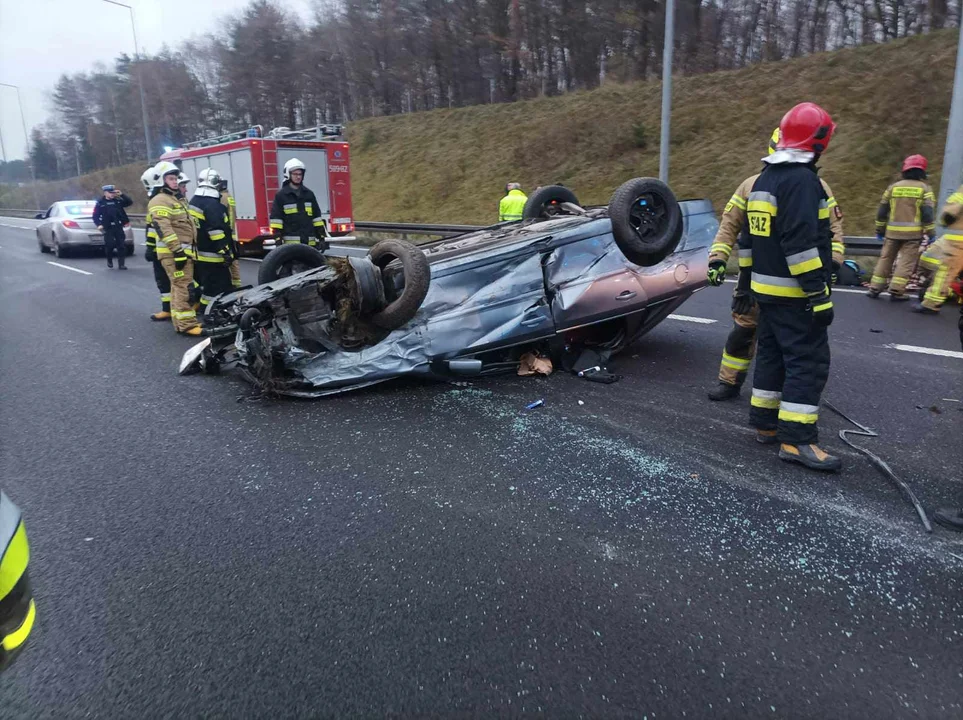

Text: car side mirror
xmin=34 ymin=213 xmax=44 ymax=219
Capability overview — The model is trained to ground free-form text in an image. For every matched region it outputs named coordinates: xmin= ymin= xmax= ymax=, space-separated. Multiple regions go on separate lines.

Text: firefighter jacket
xmin=148 ymin=188 xmax=197 ymax=257
xmin=499 ymin=189 xmax=528 ymax=221
xmin=219 ymin=190 xmax=237 ymax=234
xmin=710 ymin=175 xmax=845 ymax=267
xmin=92 ymin=193 xmax=132 ymax=228
xmin=189 ymin=189 xmax=233 ymax=264
xmin=875 ymin=179 xmax=936 ymax=240
xmin=145 ymin=207 xmax=158 ymax=249
xmin=269 ymin=182 xmax=326 ymax=244
xmin=940 ymin=185 xmax=963 ymax=237
xmin=737 ymin=154 xmax=830 ymax=306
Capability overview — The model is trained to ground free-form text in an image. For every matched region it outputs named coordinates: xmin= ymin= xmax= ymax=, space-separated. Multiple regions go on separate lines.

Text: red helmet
xmin=777 ymin=102 xmax=836 ymax=154
xmin=902 ymin=154 xmax=928 ymax=172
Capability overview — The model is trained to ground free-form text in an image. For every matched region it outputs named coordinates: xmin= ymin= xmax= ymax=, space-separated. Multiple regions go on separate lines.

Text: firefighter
xmin=868 ymin=155 xmax=936 ymax=300
xmin=499 ymin=183 xmax=527 ymax=222
xmin=189 ymin=168 xmax=235 ymax=315
xmin=738 ymin=102 xmax=840 ymax=472
xmin=147 ymin=161 xmax=202 ymax=336
xmin=218 ymin=177 xmax=243 ymax=289
xmin=912 ymin=184 xmax=963 ymax=319
xmin=93 ymin=183 xmax=132 ymax=270
xmin=141 ymin=165 xmax=172 ymax=322
xmin=707 ymin=127 xmax=845 ymax=401
xmin=269 ymin=158 xmax=329 ymax=250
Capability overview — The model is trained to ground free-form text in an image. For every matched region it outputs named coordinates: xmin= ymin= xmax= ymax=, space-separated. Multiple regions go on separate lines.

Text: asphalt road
xmin=1 ymin=216 xmax=961 ymax=718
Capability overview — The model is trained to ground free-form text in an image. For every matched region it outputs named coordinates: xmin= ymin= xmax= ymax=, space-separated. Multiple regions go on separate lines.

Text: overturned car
xmin=181 ymin=178 xmax=718 ymax=397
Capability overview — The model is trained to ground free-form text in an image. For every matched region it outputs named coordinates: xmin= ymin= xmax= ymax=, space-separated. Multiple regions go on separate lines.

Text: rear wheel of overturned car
xmin=257 ymin=243 xmax=327 ymax=285
xmin=608 ymin=177 xmax=683 ymax=267
xmin=367 ymin=239 xmax=431 ymax=330
xmin=522 ymin=185 xmax=581 ymax=221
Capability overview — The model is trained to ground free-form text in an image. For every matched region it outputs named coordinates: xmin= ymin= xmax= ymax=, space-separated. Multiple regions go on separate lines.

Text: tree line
xmin=26 ymin=0 xmax=961 ymax=180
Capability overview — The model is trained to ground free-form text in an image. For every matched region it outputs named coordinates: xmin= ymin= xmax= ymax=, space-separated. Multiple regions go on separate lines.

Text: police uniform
xmin=870 ymin=179 xmax=936 ymax=296
xmin=738 ymin=154 xmax=834 ymax=449
xmin=144 ymin=204 xmax=172 ymax=319
xmin=92 ymin=189 xmax=132 ymax=268
xmin=148 ymin=188 xmax=200 ymax=333
xmin=710 ymin=175 xmax=843 ymax=391
xmin=269 ymin=182 xmax=328 ymax=248
xmin=189 ymin=190 xmax=234 ymax=310
xmin=499 ymin=188 xmax=528 ymax=221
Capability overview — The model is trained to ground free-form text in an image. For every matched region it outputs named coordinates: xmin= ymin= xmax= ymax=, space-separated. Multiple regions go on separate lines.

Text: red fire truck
xmin=159 ymin=124 xmax=354 ymax=254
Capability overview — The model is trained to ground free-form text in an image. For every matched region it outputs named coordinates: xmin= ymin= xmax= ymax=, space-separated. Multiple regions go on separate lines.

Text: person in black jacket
xmin=188 ymin=168 xmax=235 ymax=314
xmin=93 ymin=184 xmax=133 ymax=269
xmin=269 ymin=158 xmax=329 ymax=251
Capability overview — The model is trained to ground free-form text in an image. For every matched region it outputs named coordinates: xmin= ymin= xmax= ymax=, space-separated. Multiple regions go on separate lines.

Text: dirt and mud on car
xmin=180 ymin=178 xmax=719 ymax=398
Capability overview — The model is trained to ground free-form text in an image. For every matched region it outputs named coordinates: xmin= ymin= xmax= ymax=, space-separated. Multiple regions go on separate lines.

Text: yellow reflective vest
xmin=499 ymin=189 xmax=527 ymax=222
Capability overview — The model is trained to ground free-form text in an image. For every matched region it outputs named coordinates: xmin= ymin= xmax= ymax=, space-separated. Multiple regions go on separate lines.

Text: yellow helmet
xmin=768 ymin=128 xmax=780 ymax=155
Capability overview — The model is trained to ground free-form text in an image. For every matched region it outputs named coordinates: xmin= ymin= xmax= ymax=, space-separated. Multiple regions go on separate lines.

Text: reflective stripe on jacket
xmin=875 ymin=179 xmax=936 ymax=240
xmin=269 ymin=182 xmax=325 ymax=243
xmin=148 ymin=190 xmax=197 ymax=256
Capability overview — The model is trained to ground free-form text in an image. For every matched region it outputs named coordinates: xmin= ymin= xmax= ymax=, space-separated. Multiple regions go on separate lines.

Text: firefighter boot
xmin=866 ymin=288 xmax=881 ymax=299
xmin=180 ymin=326 xmax=205 ymax=337
xmin=756 ymin=430 xmax=778 ymax=445
xmin=933 ymin=508 xmax=963 ymax=532
xmin=150 ymin=311 xmax=172 ymax=321
xmin=778 ymin=443 xmax=842 ymax=472
xmin=708 ymin=382 xmax=741 ymax=401
xmin=911 ymin=302 xmax=939 ymax=315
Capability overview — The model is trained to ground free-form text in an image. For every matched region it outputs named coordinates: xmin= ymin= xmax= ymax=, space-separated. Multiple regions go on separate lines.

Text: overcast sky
xmin=0 ymin=0 xmax=313 ymax=161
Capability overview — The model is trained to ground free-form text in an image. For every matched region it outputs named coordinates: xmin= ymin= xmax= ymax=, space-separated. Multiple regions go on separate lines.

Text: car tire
xmin=522 ymin=185 xmax=581 ymax=221
xmin=367 ymin=239 xmax=430 ymax=330
xmin=608 ymin=177 xmax=683 ymax=267
xmin=53 ymin=236 xmax=67 ymax=258
xmin=38 ymin=233 xmax=50 ymax=253
xmin=257 ymin=243 xmax=327 ymax=285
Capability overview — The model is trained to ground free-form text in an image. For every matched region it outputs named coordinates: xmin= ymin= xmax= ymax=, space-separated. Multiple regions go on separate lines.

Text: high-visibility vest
xmin=499 ymin=189 xmax=527 ymax=222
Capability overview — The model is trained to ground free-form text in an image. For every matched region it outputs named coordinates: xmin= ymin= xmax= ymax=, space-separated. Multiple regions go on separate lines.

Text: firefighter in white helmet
xmin=142 ymin=165 xmax=172 ymax=321
xmin=215 ymin=175 xmax=242 ymax=288
xmin=147 ymin=161 xmax=202 ymax=335
xmin=269 ymin=158 xmax=330 ymax=250
xmin=189 ymin=168 xmax=235 ymax=314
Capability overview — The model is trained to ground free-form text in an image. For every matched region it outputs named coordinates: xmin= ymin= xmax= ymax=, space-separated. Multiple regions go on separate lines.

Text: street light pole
xmin=658 ymin=0 xmax=675 ymax=184
xmin=938 ymin=27 xmax=963 ymax=220
xmin=0 ymin=82 xmax=39 ymax=210
xmin=101 ymin=0 xmax=152 ymax=163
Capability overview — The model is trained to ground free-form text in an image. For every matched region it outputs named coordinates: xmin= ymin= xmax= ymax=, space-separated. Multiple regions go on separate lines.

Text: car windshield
xmin=63 ymin=204 xmax=95 ymax=216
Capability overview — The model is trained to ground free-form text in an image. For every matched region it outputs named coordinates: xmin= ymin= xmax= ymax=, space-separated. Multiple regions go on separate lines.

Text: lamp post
xmin=658 ymin=0 xmax=675 ymax=184
xmin=0 ymin=82 xmax=39 ymax=210
xmin=101 ymin=0 xmax=152 ymax=163
xmin=938 ymin=28 xmax=963 ymax=219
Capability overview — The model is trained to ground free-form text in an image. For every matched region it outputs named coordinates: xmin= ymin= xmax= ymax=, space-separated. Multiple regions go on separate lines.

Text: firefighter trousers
xmin=921 ymin=239 xmax=963 ymax=310
xmin=718 ymin=304 xmax=759 ymax=387
xmin=229 ymin=260 xmax=242 ymax=288
xmin=159 ymin=256 xmax=199 ymax=332
xmin=870 ymin=237 xmax=921 ymax=296
xmin=152 ymin=259 xmax=171 ymax=312
xmin=195 ymin=262 xmax=233 ymax=310
xmin=749 ymin=302 xmax=831 ymax=446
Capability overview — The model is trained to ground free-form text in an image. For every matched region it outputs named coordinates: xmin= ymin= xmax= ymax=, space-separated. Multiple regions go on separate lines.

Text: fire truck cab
xmin=159 ymin=124 xmax=354 ymax=254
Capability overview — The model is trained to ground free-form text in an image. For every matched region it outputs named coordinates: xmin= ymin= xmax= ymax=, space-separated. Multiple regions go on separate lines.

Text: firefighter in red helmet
xmin=737 ymin=102 xmax=841 ymax=472
xmin=868 ymin=154 xmax=936 ymax=300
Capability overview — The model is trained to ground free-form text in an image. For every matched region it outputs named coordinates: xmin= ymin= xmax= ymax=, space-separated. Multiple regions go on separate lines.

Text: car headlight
xmin=0 ymin=490 xmax=35 ymax=672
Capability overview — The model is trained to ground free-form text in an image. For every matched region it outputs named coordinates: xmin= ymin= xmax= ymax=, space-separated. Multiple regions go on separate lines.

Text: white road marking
xmin=722 ymin=278 xmax=867 ymax=294
xmin=0 ymin=223 xmax=34 ymax=230
xmin=884 ymin=343 xmax=963 ymax=359
xmin=668 ymin=314 xmax=717 ymax=324
xmin=47 ymin=261 xmax=92 ymax=276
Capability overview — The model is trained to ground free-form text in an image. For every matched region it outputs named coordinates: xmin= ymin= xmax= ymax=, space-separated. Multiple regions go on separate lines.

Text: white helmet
xmin=283 ymin=157 xmax=306 ymax=182
xmin=150 ymin=161 xmax=180 ymax=189
xmin=141 ymin=165 xmax=157 ymax=194
xmin=198 ymin=167 xmax=222 ymax=189
xmin=177 ymin=172 xmax=190 ymax=186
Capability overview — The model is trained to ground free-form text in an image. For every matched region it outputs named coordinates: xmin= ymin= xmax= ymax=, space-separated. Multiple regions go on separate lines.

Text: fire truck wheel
xmin=522 ymin=185 xmax=580 ymax=220
xmin=608 ymin=177 xmax=683 ymax=267
xmin=367 ymin=239 xmax=430 ymax=330
xmin=257 ymin=243 xmax=327 ymax=285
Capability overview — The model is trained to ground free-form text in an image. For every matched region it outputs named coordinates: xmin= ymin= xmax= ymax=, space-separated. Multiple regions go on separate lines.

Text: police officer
xmin=913 ymin=184 xmax=963 ymax=324
xmin=707 ymin=128 xmax=845 ymax=401
xmin=92 ymin=183 xmax=133 ymax=269
xmin=141 ymin=165 xmax=172 ymax=322
xmin=499 ymin=183 xmax=527 ymax=221
xmin=147 ymin=161 xmax=202 ymax=336
xmin=269 ymin=158 xmax=329 ymax=250
xmin=737 ymin=102 xmax=840 ymax=472
xmin=218 ymin=177 xmax=243 ymax=289
xmin=189 ymin=168 xmax=235 ymax=315
xmin=868 ymin=155 xmax=936 ymax=300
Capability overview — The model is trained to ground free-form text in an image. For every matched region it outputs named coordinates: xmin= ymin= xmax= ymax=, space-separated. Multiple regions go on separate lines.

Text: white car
xmin=36 ymin=201 xmax=134 ymax=258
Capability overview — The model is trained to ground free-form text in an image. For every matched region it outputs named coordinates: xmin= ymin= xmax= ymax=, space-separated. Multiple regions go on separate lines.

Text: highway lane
xmin=0 ymin=218 xmax=961 ymax=717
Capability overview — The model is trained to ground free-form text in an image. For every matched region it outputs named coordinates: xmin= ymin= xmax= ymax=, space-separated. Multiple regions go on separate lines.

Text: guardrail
xmin=0 ymin=207 xmax=887 ymax=254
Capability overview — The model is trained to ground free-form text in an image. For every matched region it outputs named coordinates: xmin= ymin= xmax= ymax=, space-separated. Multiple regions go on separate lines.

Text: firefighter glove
xmin=831 ymin=260 xmax=840 ymax=286
xmin=810 ymin=288 xmax=834 ymax=327
xmin=731 ymin=289 xmax=755 ymax=316
xmin=145 ymin=247 xmax=156 ymax=262
xmin=707 ymin=261 xmax=727 ymax=286
xmin=173 ymin=251 xmax=188 ymax=271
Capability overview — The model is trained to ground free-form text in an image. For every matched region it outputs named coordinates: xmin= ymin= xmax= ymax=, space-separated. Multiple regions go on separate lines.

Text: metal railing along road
xmin=0 ymin=207 xmax=887 ymax=254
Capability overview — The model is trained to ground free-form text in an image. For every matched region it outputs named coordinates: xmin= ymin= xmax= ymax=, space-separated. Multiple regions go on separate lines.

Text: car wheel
xmin=608 ymin=177 xmax=683 ymax=267
xmin=53 ymin=236 xmax=67 ymax=258
xmin=38 ymin=232 xmax=50 ymax=254
xmin=367 ymin=239 xmax=430 ymax=330
xmin=257 ymin=243 xmax=327 ymax=285
xmin=522 ymin=185 xmax=581 ymax=221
